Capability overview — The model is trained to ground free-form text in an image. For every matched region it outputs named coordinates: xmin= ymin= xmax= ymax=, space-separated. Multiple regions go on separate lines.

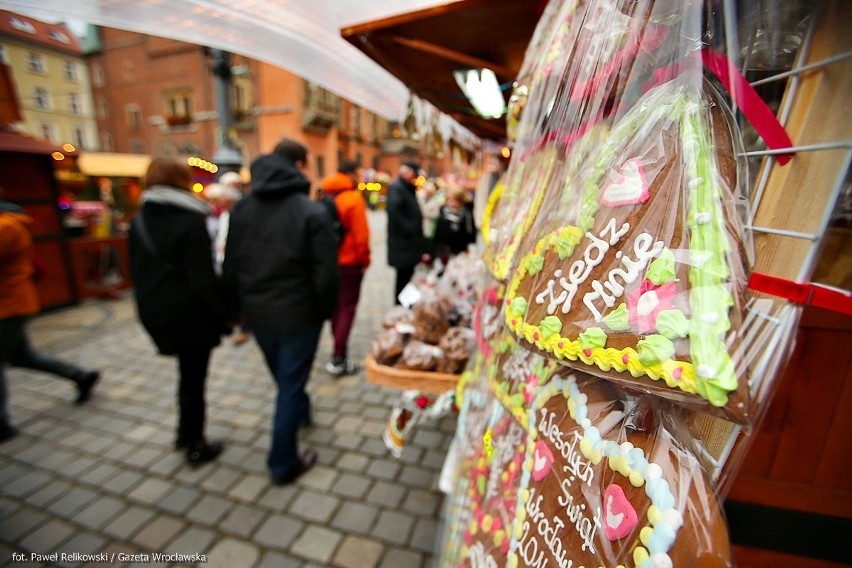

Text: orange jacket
xmin=0 ymin=209 xmax=40 ymax=319
xmin=321 ymin=173 xmax=371 ymax=268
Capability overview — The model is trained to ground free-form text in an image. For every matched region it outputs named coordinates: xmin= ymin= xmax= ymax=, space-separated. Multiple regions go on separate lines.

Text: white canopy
xmin=0 ymin=0 xmax=451 ymax=121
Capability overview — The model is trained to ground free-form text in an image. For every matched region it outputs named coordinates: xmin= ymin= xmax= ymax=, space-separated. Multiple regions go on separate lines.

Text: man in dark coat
xmin=222 ymin=138 xmax=339 ymax=485
xmin=386 ymin=161 xmax=426 ymax=303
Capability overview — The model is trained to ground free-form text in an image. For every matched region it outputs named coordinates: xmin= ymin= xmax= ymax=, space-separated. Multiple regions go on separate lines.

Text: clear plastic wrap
xmin=438 ymin=326 xmax=477 ymax=374
xmin=494 ymin=0 xmax=768 ymax=424
xmin=506 ymin=371 xmax=731 ymax=567
xmin=398 ymin=340 xmax=445 ymax=371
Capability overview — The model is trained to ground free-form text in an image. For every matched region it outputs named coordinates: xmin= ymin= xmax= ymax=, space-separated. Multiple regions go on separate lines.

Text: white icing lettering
xmin=538 ymin=409 xmax=595 ymax=485
xmin=557 ymin=475 xmax=601 ymax=554
xmin=533 ymin=220 xmax=630 ymax=316
xmin=467 ymin=542 xmax=499 ymax=568
xmin=583 ymin=234 xmax=665 ymax=321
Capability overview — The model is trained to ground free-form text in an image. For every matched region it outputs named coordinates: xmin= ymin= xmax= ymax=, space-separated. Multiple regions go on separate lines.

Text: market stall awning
xmin=0 ymin=0 xmax=462 ymax=122
xmin=77 ymin=152 xmax=151 ymax=178
xmin=342 ymin=0 xmax=543 ymax=140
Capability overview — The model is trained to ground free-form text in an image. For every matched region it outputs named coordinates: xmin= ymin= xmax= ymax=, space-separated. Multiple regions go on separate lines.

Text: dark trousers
xmin=254 ymin=322 xmax=322 ymax=480
xmin=330 ymin=265 xmax=365 ymax=359
xmin=394 ymin=265 xmax=416 ymax=305
xmin=175 ymin=347 xmax=212 ymax=447
xmin=0 ymin=316 xmax=27 ymax=428
xmin=9 ymin=327 xmax=87 ymax=381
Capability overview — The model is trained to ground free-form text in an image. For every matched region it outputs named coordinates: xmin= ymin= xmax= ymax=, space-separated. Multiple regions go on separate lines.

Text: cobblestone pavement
xmin=0 ymin=210 xmax=456 ymax=568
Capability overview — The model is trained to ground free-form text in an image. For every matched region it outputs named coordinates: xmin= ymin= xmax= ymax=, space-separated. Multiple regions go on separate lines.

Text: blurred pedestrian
xmin=319 ymin=159 xmax=371 ymax=377
xmin=128 ymin=157 xmax=229 ymax=467
xmin=387 ymin=161 xmax=427 ymax=303
xmin=204 ymin=182 xmax=252 ymax=345
xmin=223 ymin=139 xmax=339 ymax=485
xmin=432 ymin=183 xmax=477 ymax=261
xmin=1 ymin=194 xmax=100 ymax=443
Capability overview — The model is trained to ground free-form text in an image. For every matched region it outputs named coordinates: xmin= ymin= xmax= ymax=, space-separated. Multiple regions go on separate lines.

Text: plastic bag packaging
xmin=504 ymin=371 xmax=732 ymax=568
xmin=411 ymin=299 xmax=453 ymax=345
xmin=382 ymin=305 xmax=414 ymax=329
xmin=494 ymin=0 xmax=784 ymax=425
xmin=371 ymin=328 xmax=407 ymax=366
xmin=437 ymin=327 xmax=477 ymax=374
xmin=398 ymin=340 xmax=445 ymax=371
xmin=383 ymin=389 xmax=456 ymax=458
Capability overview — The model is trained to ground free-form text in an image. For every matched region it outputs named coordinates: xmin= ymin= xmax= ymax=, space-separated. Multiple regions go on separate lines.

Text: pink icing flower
xmin=523 ymin=375 xmax=539 ymax=403
xmin=627 ymin=279 xmax=677 ymax=333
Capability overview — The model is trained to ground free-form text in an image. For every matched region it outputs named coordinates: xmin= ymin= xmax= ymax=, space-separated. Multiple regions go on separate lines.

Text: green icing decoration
xmin=527 ymin=254 xmax=545 ymax=276
xmin=509 ymin=297 xmax=528 ymax=318
xmin=553 ymin=233 xmax=578 ymax=260
xmin=539 ymin=316 xmax=563 ymax=340
xmin=601 ymin=303 xmax=630 ymax=331
xmin=637 ymin=335 xmax=675 ymax=366
xmin=646 ymin=248 xmax=677 ymax=285
xmin=579 ymin=327 xmax=607 ymax=350
xmin=655 ymin=309 xmax=689 ymax=340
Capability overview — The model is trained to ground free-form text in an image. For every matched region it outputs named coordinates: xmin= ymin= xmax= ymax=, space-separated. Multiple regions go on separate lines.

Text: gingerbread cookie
xmin=509 ymin=372 xmax=731 ymax=567
xmin=505 ymin=79 xmax=751 ymax=422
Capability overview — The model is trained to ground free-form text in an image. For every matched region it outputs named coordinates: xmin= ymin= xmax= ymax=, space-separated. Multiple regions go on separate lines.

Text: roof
xmin=0 ymin=125 xmax=59 ymax=154
xmin=342 ymin=0 xmax=543 ymax=140
xmin=0 ymin=10 xmax=82 ymax=54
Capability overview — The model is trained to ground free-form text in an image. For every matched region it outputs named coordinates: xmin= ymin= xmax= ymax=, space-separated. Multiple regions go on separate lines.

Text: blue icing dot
xmin=647 ymin=523 xmax=677 ymax=554
xmin=628 ymin=448 xmax=644 ymax=466
xmin=645 ymin=477 xmax=667 ymax=500
xmin=638 ymin=561 xmax=653 ymax=568
xmin=585 ymin=427 xmax=601 ymax=445
xmin=657 ymin=490 xmax=675 ymax=511
xmin=575 ymin=405 xmax=588 ymax=422
xmin=602 ymin=441 xmax=618 ymax=457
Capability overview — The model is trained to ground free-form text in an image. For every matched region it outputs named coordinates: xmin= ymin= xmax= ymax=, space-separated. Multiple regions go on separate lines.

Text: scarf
xmin=142 ymin=185 xmax=211 ymax=216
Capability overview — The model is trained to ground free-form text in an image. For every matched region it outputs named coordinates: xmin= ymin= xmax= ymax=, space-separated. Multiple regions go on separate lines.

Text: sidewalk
xmin=0 ymin=210 xmax=455 ymax=568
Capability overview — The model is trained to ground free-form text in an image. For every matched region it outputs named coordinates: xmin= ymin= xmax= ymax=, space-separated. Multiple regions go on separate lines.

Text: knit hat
xmin=402 ymin=161 xmax=420 ymax=173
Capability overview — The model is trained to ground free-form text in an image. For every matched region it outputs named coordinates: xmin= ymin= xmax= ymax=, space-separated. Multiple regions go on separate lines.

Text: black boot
xmin=75 ymin=371 xmax=100 ymax=404
xmin=186 ymin=441 xmax=224 ymax=468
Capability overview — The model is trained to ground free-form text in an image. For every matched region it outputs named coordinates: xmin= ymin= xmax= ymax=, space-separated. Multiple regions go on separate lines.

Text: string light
xmin=187 ymin=156 xmax=219 ymax=173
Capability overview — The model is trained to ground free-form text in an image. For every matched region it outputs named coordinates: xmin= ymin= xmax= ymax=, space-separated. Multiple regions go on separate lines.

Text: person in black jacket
xmin=128 ymin=157 xmax=229 ymax=467
xmin=222 ymin=139 xmax=339 ymax=485
xmin=432 ymin=184 xmax=477 ymax=262
xmin=386 ymin=161 xmax=427 ymax=303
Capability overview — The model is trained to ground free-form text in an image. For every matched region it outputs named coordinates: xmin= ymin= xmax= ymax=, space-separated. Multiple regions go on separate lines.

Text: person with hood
xmin=128 ymin=158 xmax=229 ymax=467
xmin=0 ymin=190 xmax=100 ymax=443
xmin=319 ymin=159 xmax=371 ymax=376
xmin=223 ymin=138 xmax=339 ymax=485
xmin=387 ymin=161 xmax=427 ymax=303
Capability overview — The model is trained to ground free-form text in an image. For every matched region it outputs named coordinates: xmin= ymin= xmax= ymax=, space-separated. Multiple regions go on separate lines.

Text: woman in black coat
xmin=128 ymin=157 xmax=229 ymax=467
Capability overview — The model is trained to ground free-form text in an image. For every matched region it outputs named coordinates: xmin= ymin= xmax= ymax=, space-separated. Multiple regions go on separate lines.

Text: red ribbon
xmin=644 ymin=49 xmax=795 ymax=165
xmin=748 ymin=272 xmax=852 ymax=317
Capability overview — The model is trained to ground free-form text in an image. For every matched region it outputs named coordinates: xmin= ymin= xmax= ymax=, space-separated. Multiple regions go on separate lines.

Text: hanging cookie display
xmin=505 ymin=78 xmax=753 ymax=422
xmin=508 ymin=372 xmax=732 ymax=567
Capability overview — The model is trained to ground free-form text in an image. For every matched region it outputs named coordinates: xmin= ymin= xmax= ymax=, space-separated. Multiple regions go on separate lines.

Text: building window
xmin=132 ymin=139 xmax=144 ymax=154
xmin=9 ymin=17 xmax=36 ymax=34
xmin=47 ymin=30 xmax=70 ymax=44
xmin=40 ymin=123 xmax=55 ymax=142
xmin=63 ymin=60 xmax=78 ymax=81
xmin=122 ymin=60 xmax=134 ymax=82
xmin=34 ymin=87 xmax=50 ymax=110
xmin=101 ymin=132 xmax=113 ymax=152
xmin=28 ymin=52 xmax=46 ymax=73
xmin=92 ymin=64 xmax=104 ymax=88
xmin=96 ymin=98 xmax=108 ymax=120
xmin=0 ymin=44 xmax=7 ymax=64
xmin=315 ymin=156 xmax=325 ymax=180
xmin=73 ymin=127 xmax=85 ymax=149
xmin=126 ymin=104 xmax=142 ymax=131
xmin=165 ymin=89 xmax=192 ymax=125
xmin=68 ymin=93 xmax=82 ymax=115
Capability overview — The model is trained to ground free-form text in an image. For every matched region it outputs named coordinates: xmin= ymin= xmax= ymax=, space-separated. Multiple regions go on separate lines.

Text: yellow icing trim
xmin=481 ymin=179 xmax=504 ymax=246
